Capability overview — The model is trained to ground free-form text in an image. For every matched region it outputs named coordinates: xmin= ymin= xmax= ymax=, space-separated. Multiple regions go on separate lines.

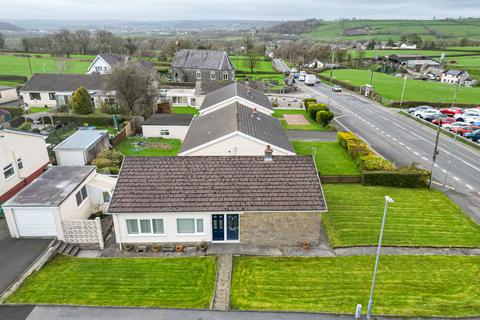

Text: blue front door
xmin=226 ymin=214 xmax=239 ymax=241
xmin=212 ymin=214 xmax=224 ymax=241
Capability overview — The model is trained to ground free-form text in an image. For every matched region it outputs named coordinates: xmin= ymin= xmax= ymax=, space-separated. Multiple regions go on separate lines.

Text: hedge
xmin=362 ymin=170 xmax=430 ymax=188
xmin=303 ymin=98 xmax=316 ymax=107
xmin=0 ymin=75 xmax=28 ymax=83
xmin=307 ymin=103 xmax=328 ymax=119
xmin=52 ymin=113 xmax=129 ymax=126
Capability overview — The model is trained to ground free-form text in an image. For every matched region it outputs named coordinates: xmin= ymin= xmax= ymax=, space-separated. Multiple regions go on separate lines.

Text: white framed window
xmin=102 ymin=191 xmax=111 ymax=203
xmin=126 ymin=219 xmax=139 ymax=234
xmin=75 ymin=185 xmax=88 ymax=207
xmin=95 ymin=66 xmax=102 ymax=72
xmin=177 ymin=218 xmax=204 ymax=234
xmin=223 ymin=71 xmax=229 ymax=80
xmin=160 ymin=130 xmax=170 ymax=136
xmin=196 ymin=70 xmax=202 ymax=80
xmin=210 ymin=71 xmax=216 ymax=80
xmin=3 ymin=164 xmax=14 ymax=180
xmin=126 ymin=218 xmax=165 ymax=235
xmin=48 ymin=92 xmax=56 ymax=100
xmin=29 ymin=92 xmax=41 ymax=100
xmin=17 ymin=158 xmax=23 ymax=171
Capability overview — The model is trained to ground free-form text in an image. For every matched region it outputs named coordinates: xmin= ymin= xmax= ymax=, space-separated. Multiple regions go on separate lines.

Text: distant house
xmin=171 ymin=50 xmax=235 ymax=83
xmin=400 ymin=43 xmax=417 ymax=49
xmin=20 ymin=74 xmax=114 ymax=108
xmin=53 ymin=129 xmax=109 ymax=166
xmin=86 ymin=53 xmax=155 ymax=74
xmin=387 ymin=54 xmax=427 ymax=65
xmin=0 ymin=129 xmax=50 ymax=203
xmin=424 ymin=66 xmax=445 ymax=80
xmin=142 ymin=114 xmax=193 ymax=140
xmin=179 ymin=103 xmax=294 ymax=156
xmin=406 ymin=59 xmax=440 ymax=72
xmin=441 ymin=70 xmax=472 ymax=85
xmin=0 ymin=86 xmax=18 ymax=105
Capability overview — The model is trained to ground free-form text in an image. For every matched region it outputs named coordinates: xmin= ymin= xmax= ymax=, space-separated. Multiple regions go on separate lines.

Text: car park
xmin=332 ymin=85 xmax=342 ymax=92
xmin=440 ymin=107 xmax=463 ymax=116
xmin=414 ymin=109 xmax=441 ymax=119
xmin=464 ymin=129 xmax=480 ymax=142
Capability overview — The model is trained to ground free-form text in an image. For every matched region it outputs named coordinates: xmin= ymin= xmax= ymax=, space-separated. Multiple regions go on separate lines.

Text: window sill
xmin=126 ymin=233 xmax=166 ymax=237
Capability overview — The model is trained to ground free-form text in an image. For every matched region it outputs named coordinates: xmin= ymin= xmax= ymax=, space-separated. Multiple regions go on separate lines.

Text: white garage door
xmin=13 ymin=208 xmax=57 ymax=237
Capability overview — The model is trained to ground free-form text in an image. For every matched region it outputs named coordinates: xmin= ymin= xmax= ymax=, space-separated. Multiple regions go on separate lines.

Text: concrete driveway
xmin=0 ymin=219 xmax=50 ymax=294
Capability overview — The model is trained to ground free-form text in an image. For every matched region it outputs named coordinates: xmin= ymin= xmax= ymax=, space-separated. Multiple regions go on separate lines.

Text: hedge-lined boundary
xmin=0 ymin=75 xmax=28 ymax=83
xmin=399 ymin=110 xmax=480 ymax=151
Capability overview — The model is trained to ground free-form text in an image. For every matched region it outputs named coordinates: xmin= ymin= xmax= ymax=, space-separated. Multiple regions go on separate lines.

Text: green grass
xmin=322 ymin=184 xmax=480 ymax=248
xmin=231 ymin=255 xmax=480 ymax=317
xmin=115 ymin=136 xmax=181 ymax=156
xmin=0 ymin=81 xmax=21 ymax=87
xmin=28 ymin=107 xmax=51 ymax=113
xmin=272 ymin=109 xmax=333 ymax=131
xmin=230 ymin=55 xmax=276 ymax=73
xmin=322 ymin=69 xmax=480 ymax=104
xmin=7 ymin=256 xmax=217 ymax=308
xmin=172 ymin=106 xmax=199 ymax=115
xmin=292 ymin=141 xmax=360 ymax=176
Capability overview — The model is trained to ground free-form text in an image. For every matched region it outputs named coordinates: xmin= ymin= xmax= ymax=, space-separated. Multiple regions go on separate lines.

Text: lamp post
xmin=366 ymin=195 xmax=394 ymax=320
xmin=399 ymin=76 xmax=407 ymax=108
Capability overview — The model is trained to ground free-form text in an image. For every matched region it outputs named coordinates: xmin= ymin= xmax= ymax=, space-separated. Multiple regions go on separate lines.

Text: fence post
xmin=95 ymin=217 xmax=104 ymax=250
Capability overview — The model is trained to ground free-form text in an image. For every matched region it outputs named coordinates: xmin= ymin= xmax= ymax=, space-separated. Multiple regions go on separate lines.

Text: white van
xmin=305 ymin=74 xmax=317 ymax=86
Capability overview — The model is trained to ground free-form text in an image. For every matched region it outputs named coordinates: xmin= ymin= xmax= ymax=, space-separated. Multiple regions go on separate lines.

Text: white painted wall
xmin=0 ymin=131 xmax=49 ymax=198
xmin=20 ymin=91 xmax=57 ymax=107
xmin=0 ymin=88 xmax=18 ymax=104
xmin=180 ymin=133 xmax=292 ymax=156
xmin=55 ymin=150 xmax=86 ymax=166
xmin=86 ymin=56 xmax=112 ymax=74
xmin=142 ymin=125 xmax=189 ymax=140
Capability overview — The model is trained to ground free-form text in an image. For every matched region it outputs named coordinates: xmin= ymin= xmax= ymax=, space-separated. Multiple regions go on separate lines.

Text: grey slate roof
xmin=200 ymin=82 xmax=272 ymax=111
xmin=142 ymin=114 xmax=193 ymax=126
xmin=108 ymin=156 xmax=326 ymax=213
xmin=195 ymin=80 xmax=233 ymax=96
xmin=53 ymin=129 xmax=108 ymax=151
xmin=180 ymin=103 xmax=293 ymax=154
xmin=172 ymin=50 xmax=234 ymax=70
xmin=445 ymin=70 xmax=465 ymax=76
xmin=21 ymin=74 xmax=105 ymax=92
xmin=3 ymin=166 xmax=95 ymax=207
xmin=98 ymin=53 xmax=127 ymax=66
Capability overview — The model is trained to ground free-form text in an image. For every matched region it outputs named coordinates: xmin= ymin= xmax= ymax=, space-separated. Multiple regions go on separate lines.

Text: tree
xmin=75 ymin=30 xmax=91 ymax=55
xmin=0 ymin=33 xmax=5 ymax=49
xmin=124 ymin=37 xmax=137 ymax=56
xmin=53 ymin=29 xmax=75 ymax=57
xmin=246 ymin=54 xmax=259 ymax=73
xmin=386 ymin=39 xmax=395 ymax=47
xmin=459 ymin=37 xmax=470 ymax=47
xmin=104 ymin=63 xmax=158 ymax=117
xmin=366 ymin=40 xmax=376 ymax=50
xmin=71 ymin=87 xmax=94 ymax=115
xmin=243 ymin=33 xmax=254 ymax=51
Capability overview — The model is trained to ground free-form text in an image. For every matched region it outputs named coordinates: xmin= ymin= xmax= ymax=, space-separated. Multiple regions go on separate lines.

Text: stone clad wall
xmin=240 ymin=212 xmax=322 ymax=246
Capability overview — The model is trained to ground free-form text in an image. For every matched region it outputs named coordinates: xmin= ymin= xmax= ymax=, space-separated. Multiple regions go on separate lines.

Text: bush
xmin=360 ymin=155 xmax=396 ymax=171
xmin=17 ymin=121 xmax=32 ymax=131
xmin=71 ymin=87 xmax=94 ymax=115
xmin=362 ymin=171 xmax=429 ymax=188
xmin=316 ymin=110 xmax=334 ymax=127
xmin=52 ymin=114 xmax=128 ymax=127
xmin=92 ymin=158 xmax=114 ymax=168
xmin=303 ymin=98 xmax=316 ymax=108
xmin=96 ymin=150 xmax=123 ymax=166
xmin=307 ymin=103 xmax=329 ymax=119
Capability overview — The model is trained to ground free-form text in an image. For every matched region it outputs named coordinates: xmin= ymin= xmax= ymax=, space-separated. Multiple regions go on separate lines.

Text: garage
xmin=12 ymin=208 xmax=57 ymax=237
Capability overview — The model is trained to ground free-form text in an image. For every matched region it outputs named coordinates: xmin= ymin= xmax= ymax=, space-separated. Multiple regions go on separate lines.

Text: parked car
xmin=290 ymin=67 xmax=298 ymax=73
xmin=299 ymin=75 xmax=306 ymax=82
xmin=440 ymin=107 xmax=463 ymax=116
xmin=452 ymin=126 xmax=473 ymax=136
xmin=408 ymin=105 xmax=433 ymax=114
xmin=442 ymin=121 xmax=471 ymax=131
xmin=414 ymin=109 xmax=441 ymax=119
xmin=332 ymin=85 xmax=342 ymax=92
xmin=428 ymin=114 xmax=455 ymax=124
xmin=300 ymin=71 xmax=307 ymax=76
xmin=464 ymin=129 xmax=480 ymax=142
xmin=305 ymin=74 xmax=317 ymax=86
xmin=315 ymin=77 xmax=321 ymax=84
xmin=455 ymin=110 xmax=480 ymax=122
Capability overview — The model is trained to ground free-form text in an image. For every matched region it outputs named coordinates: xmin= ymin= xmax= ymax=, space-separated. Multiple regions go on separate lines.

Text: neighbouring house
xmin=424 ymin=66 xmax=445 ymax=80
xmin=171 ymin=49 xmax=235 ymax=83
xmin=179 ymin=103 xmax=294 ymax=156
xmin=166 ymin=88 xmax=198 ymax=107
xmin=3 ymin=166 xmax=116 ymax=239
xmin=20 ymin=74 xmax=114 ymax=108
xmin=108 ymin=155 xmax=326 ymax=247
xmin=200 ymin=82 xmax=273 ymax=116
xmin=406 ymin=59 xmax=440 ymax=72
xmin=142 ymin=114 xmax=193 ymax=140
xmin=441 ymin=70 xmax=472 ymax=85
xmin=86 ymin=53 xmax=155 ymax=75
xmin=0 ymin=129 xmax=50 ymax=203
xmin=400 ymin=43 xmax=417 ymax=49
xmin=53 ymin=129 xmax=110 ymax=166
xmin=0 ymin=86 xmax=18 ymax=105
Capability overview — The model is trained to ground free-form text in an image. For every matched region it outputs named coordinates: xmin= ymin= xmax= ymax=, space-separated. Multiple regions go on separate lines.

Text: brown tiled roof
xmin=108 ymin=156 xmax=326 ymax=213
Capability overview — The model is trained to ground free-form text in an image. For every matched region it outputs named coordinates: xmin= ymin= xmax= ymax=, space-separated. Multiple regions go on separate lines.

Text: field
xmin=322 ymin=184 xmax=480 ymax=248
xmin=292 ymin=141 xmax=360 ymax=176
xmin=231 ymin=255 xmax=480 ymax=317
xmin=306 ymin=19 xmax=480 ymax=41
xmin=230 ymin=55 xmax=284 ymax=88
xmin=115 ymin=137 xmax=181 ymax=156
xmin=322 ymin=69 xmax=480 ymax=104
xmin=7 ymin=256 xmax=217 ymax=308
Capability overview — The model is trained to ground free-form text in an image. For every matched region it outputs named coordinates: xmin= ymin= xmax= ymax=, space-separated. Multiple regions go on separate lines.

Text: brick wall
xmin=240 ymin=211 xmax=322 ymax=246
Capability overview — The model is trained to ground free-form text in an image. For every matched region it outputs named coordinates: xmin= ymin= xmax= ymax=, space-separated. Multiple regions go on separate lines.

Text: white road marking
xmin=441 ymin=169 xmax=447 ymax=173
xmin=466 ymin=184 xmax=473 ymax=190
xmin=422 ymin=156 xmax=428 ymax=161
xmin=453 ymin=176 xmax=460 ymax=181
xmin=414 ymin=152 xmax=419 ymax=155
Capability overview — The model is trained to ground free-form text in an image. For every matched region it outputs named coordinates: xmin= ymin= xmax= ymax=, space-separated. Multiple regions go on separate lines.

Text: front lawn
xmin=172 ymin=106 xmax=199 ymax=115
xmin=292 ymin=141 xmax=360 ymax=176
xmin=28 ymin=107 xmax=51 ymax=114
xmin=272 ymin=109 xmax=333 ymax=131
xmin=115 ymin=137 xmax=181 ymax=156
xmin=231 ymin=255 xmax=480 ymax=317
xmin=7 ymin=256 xmax=217 ymax=308
xmin=322 ymin=184 xmax=480 ymax=248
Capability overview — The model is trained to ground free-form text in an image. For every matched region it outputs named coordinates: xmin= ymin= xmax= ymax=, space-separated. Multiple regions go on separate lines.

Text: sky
xmin=0 ymin=0 xmax=479 ymax=21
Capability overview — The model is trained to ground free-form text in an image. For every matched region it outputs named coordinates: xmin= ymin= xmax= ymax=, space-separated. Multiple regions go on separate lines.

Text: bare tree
xmin=75 ymin=30 xmax=91 ymax=55
xmin=0 ymin=33 xmax=5 ymax=49
xmin=246 ymin=54 xmax=259 ymax=73
xmin=53 ymin=29 xmax=75 ymax=57
xmin=95 ymin=30 xmax=125 ymax=53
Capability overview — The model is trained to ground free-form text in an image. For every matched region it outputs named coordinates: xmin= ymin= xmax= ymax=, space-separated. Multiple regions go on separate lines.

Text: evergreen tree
xmin=71 ymin=87 xmax=94 ymax=115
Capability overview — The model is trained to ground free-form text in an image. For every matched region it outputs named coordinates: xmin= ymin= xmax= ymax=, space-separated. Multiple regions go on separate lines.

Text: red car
xmin=440 ymin=107 xmax=464 ymax=116
xmin=452 ymin=127 xmax=473 ymax=136
xmin=432 ymin=117 xmax=456 ymax=125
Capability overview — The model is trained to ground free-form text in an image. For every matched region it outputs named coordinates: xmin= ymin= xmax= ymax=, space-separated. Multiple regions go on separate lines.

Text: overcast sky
xmin=1 ymin=0 xmax=479 ymax=20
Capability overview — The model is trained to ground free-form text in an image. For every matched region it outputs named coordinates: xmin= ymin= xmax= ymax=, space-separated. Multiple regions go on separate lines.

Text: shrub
xmin=96 ymin=150 xmax=123 ymax=166
xmin=303 ymin=98 xmax=317 ymax=107
xmin=307 ymin=103 xmax=329 ymax=119
xmin=272 ymin=101 xmax=279 ymax=107
xmin=92 ymin=158 xmax=114 ymax=168
xmin=316 ymin=110 xmax=334 ymax=127
xmin=337 ymin=131 xmax=360 ymax=148
xmin=71 ymin=87 xmax=94 ymax=115
xmin=17 ymin=122 xmax=32 ymax=131
xmin=360 ymin=155 xmax=396 ymax=171
xmin=362 ymin=171 xmax=428 ymax=188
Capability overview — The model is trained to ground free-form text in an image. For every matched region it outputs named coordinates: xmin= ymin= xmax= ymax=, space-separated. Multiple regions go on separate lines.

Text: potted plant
xmin=198 ymin=242 xmax=208 ymax=252
xmin=301 ymin=241 xmax=311 ymax=251
xmin=124 ymin=243 xmax=134 ymax=252
xmin=152 ymin=243 xmax=161 ymax=253
xmin=175 ymin=244 xmax=184 ymax=252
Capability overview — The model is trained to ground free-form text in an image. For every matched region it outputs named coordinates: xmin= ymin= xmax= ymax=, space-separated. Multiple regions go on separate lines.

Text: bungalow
xmin=200 ymin=82 xmax=273 ymax=116
xmin=142 ymin=114 xmax=193 ymax=140
xmin=440 ymin=70 xmax=472 ymax=86
xmin=179 ymin=103 xmax=293 ymax=156
xmin=171 ymin=49 xmax=235 ymax=83
xmin=0 ymin=129 xmax=50 ymax=203
xmin=20 ymin=74 xmax=113 ymax=108
xmin=86 ymin=53 xmax=155 ymax=75
xmin=108 ymin=155 xmax=327 ymax=247
xmin=0 ymin=86 xmax=18 ymax=105
xmin=3 ymin=166 xmax=116 ymax=239
xmin=54 ymin=129 xmax=110 ymax=166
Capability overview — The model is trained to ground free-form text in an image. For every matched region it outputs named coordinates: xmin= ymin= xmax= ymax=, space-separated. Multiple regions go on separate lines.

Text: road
xmin=302 ymin=83 xmax=480 ymax=221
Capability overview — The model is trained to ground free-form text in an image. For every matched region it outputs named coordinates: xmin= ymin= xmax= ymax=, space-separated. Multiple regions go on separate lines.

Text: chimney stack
xmin=251 ymin=108 xmax=258 ymax=117
xmin=264 ymin=145 xmax=273 ymax=162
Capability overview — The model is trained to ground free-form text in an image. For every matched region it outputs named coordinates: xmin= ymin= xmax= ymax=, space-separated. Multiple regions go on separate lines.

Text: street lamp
xmin=366 ymin=195 xmax=394 ymax=320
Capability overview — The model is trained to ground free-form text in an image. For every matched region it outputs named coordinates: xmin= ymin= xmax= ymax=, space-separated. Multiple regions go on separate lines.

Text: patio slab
xmin=283 ymin=114 xmax=309 ymax=125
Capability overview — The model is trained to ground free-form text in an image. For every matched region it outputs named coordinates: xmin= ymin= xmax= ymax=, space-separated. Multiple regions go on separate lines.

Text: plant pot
xmin=175 ymin=244 xmax=184 ymax=253
xmin=124 ymin=244 xmax=133 ymax=252
xmin=301 ymin=241 xmax=311 ymax=251
xmin=152 ymin=244 xmax=161 ymax=253
xmin=198 ymin=242 xmax=208 ymax=252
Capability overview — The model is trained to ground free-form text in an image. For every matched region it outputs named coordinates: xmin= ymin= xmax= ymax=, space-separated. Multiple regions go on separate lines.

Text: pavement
xmin=0 ymin=219 xmax=50 ymax=294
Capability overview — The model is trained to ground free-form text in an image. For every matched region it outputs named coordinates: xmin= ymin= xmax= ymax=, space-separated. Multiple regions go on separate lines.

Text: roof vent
xmin=264 ymin=145 xmax=273 ymax=162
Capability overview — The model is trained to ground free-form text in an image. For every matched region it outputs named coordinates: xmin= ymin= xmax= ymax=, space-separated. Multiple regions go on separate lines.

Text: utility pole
xmin=366 ymin=196 xmax=394 ymax=320
xmin=429 ymin=121 xmax=442 ymax=189
xmin=451 ymin=82 xmax=460 ymax=108
xmin=369 ymin=69 xmax=374 ymax=86
xmin=399 ymin=76 xmax=407 ymax=108
xmin=329 ymin=50 xmax=335 ymax=87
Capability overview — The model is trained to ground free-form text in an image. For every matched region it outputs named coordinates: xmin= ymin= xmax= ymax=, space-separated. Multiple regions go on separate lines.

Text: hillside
xmin=305 ymin=19 xmax=480 ymax=41
xmin=0 ymin=21 xmax=24 ymax=31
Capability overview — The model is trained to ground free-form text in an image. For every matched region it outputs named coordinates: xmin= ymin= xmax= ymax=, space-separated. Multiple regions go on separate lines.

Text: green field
xmin=322 ymin=69 xmax=480 ymax=104
xmin=115 ymin=137 xmax=181 ymax=156
xmin=322 ymin=184 xmax=480 ymax=248
xmin=230 ymin=55 xmax=277 ymax=73
xmin=306 ymin=19 xmax=480 ymax=41
xmin=292 ymin=141 xmax=360 ymax=176
xmin=231 ymin=255 xmax=480 ymax=317
xmin=0 ymin=53 xmax=92 ymax=78
xmin=7 ymin=256 xmax=216 ymax=308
